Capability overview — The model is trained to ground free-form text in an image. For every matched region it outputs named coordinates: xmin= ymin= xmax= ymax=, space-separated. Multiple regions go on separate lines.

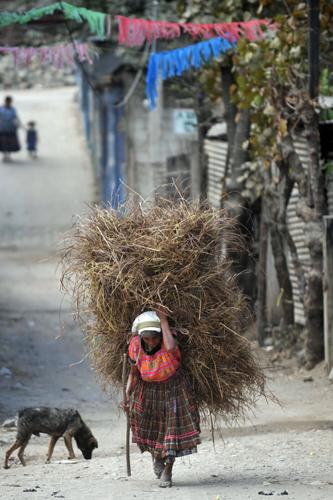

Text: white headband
xmin=132 ymin=311 xmax=161 ymax=336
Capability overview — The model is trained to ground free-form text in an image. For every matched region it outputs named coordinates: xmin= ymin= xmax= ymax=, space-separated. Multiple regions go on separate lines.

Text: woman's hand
xmin=156 ymin=309 xmax=177 ymax=352
xmin=156 ymin=308 xmax=168 ymax=323
xmin=120 ymin=395 xmax=130 ymax=413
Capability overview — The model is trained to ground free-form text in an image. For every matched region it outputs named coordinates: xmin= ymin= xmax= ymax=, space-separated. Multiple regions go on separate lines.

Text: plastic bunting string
xmin=117 ymin=16 xmax=273 ymax=47
xmin=0 ymin=43 xmax=95 ymax=68
xmin=0 ymin=2 xmax=106 ymax=39
xmin=146 ymin=37 xmax=236 ymax=109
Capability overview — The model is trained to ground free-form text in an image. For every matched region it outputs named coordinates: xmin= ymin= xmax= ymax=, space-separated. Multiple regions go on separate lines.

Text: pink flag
xmin=0 ymin=43 xmax=95 ymax=67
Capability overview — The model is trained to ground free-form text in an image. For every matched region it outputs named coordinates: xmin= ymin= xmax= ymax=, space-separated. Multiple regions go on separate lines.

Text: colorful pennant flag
xmin=0 ymin=3 xmax=273 ymax=48
xmin=117 ymin=16 xmax=273 ymax=47
xmin=146 ymin=37 xmax=236 ymax=109
xmin=0 ymin=43 xmax=95 ymax=68
xmin=0 ymin=2 xmax=107 ymax=39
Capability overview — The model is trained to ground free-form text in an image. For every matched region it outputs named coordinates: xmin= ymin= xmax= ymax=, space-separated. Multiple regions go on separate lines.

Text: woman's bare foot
xmin=159 ymin=462 xmax=173 ymax=488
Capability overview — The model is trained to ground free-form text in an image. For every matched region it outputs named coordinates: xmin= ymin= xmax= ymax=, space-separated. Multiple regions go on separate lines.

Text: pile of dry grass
xmin=61 ymin=198 xmax=266 ymax=422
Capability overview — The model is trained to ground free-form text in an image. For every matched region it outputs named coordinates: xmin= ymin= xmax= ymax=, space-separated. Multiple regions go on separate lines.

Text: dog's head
xmin=74 ymin=426 xmax=98 ymax=460
xmin=80 ymin=436 xmax=98 ymax=460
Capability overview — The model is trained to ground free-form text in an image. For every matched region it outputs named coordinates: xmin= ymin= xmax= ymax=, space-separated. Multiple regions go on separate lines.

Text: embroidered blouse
xmin=128 ymin=335 xmax=181 ymax=382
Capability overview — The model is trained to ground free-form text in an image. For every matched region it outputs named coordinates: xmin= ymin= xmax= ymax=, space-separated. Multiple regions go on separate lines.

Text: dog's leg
xmin=63 ymin=433 xmax=75 ymax=459
xmin=45 ymin=436 xmax=59 ymax=464
xmin=17 ymin=437 xmax=30 ymax=467
xmin=4 ymin=440 xmax=22 ymax=469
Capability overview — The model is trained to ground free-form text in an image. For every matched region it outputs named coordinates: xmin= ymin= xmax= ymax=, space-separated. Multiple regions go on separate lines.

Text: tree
xmin=232 ymin=1 xmax=333 ymax=366
xmin=176 ymin=0 xmax=296 ymax=320
xmin=178 ymin=0 xmax=333 ymax=366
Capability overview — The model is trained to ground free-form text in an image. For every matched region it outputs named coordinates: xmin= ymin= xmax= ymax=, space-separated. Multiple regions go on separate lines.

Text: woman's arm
xmin=157 ymin=311 xmax=177 ymax=352
xmin=125 ymin=364 xmax=139 ymax=400
xmin=121 ymin=364 xmax=139 ymax=412
xmin=13 ymin=108 xmax=24 ymax=129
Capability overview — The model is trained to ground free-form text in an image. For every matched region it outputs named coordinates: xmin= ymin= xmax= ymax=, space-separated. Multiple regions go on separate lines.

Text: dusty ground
xmin=0 ymin=87 xmax=333 ymax=500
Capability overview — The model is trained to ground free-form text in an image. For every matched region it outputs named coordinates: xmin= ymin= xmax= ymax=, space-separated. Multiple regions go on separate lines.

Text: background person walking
xmin=26 ymin=121 xmax=38 ymax=158
xmin=0 ymin=96 xmax=21 ymax=162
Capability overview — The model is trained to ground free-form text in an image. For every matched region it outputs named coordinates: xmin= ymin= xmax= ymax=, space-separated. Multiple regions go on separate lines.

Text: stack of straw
xmin=61 ymin=199 xmax=266 ymax=422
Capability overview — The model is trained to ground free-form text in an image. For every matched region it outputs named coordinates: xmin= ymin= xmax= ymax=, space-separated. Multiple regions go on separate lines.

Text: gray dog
xmin=4 ymin=407 xmax=98 ymax=468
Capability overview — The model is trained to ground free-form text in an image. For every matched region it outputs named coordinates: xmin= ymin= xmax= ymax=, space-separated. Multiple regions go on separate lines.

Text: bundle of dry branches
xmin=61 ymin=198 xmax=266 ymax=422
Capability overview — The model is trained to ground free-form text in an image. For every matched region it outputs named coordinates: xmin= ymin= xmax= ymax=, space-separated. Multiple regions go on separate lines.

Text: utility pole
xmin=149 ymin=0 xmax=163 ymax=198
xmin=307 ymin=0 xmax=320 ymax=99
xmin=152 ymin=0 xmax=159 ymax=52
xmin=304 ymin=0 xmax=326 ymax=368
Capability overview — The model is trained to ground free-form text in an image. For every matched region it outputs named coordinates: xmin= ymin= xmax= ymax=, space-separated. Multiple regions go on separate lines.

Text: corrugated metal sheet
xmin=204 ymin=139 xmax=228 ymax=209
xmin=287 ymin=137 xmax=311 ymax=325
xmin=204 ymin=136 xmax=311 ymax=326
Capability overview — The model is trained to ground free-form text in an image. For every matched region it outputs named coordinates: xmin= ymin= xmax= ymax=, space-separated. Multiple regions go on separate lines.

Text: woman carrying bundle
xmin=122 ymin=310 xmax=201 ymax=488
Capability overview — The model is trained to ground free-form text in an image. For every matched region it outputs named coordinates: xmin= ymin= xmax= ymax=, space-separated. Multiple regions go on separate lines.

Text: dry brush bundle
xmin=61 ymin=198 xmax=266 ymax=422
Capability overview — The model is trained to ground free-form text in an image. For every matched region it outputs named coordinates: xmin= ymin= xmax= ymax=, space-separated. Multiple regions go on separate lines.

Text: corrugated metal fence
xmin=286 ymin=138 xmax=311 ymax=325
xmin=204 ymin=135 xmax=314 ymax=326
xmin=204 ymin=139 xmax=228 ymax=209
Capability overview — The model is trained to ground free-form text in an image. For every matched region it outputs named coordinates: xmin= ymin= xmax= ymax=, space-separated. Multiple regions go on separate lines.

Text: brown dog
xmin=4 ymin=407 xmax=98 ymax=468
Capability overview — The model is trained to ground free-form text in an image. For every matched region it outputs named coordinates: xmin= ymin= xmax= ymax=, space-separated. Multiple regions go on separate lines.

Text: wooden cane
xmin=122 ymin=352 xmax=131 ymax=477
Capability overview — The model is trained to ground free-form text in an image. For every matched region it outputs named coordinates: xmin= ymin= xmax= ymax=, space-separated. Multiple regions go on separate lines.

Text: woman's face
xmin=142 ymin=333 xmax=161 ymax=349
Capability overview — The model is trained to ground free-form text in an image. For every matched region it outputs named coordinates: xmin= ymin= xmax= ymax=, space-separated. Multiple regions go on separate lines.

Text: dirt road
xmin=0 ymin=87 xmax=333 ymax=500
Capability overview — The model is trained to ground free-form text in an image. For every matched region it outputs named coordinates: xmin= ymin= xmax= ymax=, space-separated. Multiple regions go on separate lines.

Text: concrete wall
xmin=124 ymin=83 xmax=200 ymax=201
xmin=78 ymin=68 xmax=200 ymax=205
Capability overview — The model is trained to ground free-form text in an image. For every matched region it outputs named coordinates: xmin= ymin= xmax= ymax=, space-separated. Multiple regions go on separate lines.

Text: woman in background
xmin=0 ymin=96 xmax=21 ymax=162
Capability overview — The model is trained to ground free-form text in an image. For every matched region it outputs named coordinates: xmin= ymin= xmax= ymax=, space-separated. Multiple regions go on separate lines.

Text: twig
xmin=122 ymin=353 xmax=131 ymax=477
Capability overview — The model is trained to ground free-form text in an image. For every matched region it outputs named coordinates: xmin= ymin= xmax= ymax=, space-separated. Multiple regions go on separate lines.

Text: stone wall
xmin=0 ymin=54 xmax=75 ymax=89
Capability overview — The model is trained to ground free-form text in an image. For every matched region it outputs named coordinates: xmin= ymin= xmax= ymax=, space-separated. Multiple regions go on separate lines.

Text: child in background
xmin=26 ymin=121 xmax=38 ymax=158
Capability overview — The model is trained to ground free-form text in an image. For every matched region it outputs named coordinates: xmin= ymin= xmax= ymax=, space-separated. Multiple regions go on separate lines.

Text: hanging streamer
xmin=117 ymin=16 xmax=181 ymax=47
xmin=0 ymin=4 xmax=273 ymax=46
xmin=0 ymin=2 xmax=106 ymax=39
xmin=0 ymin=43 xmax=95 ymax=68
xmin=146 ymin=37 xmax=236 ymax=109
xmin=117 ymin=16 xmax=273 ymax=47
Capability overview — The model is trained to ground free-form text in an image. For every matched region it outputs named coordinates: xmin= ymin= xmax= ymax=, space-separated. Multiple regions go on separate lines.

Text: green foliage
xmin=322 ymin=162 xmax=333 ymax=174
xmin=235 ymin=7 xmax=303 ymax=160
xmin=177 ymin=1 xmax=333 ymax=200
xmin=320 ymin=69 xmax=333 ymax=122
xmin=235 ymin=2 xmax=332 ymax=165
xmin=320 ymin=68 xmax=333 ymax=96
xmin=233 ymin=11 xmax=308 ymax=163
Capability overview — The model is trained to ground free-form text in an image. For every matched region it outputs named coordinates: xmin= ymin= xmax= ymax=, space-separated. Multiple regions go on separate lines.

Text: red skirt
xmin=130 ymin=370 xmax=201 ymax=462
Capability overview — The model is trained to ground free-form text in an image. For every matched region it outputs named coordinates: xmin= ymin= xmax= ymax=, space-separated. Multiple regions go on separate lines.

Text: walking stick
xmin=122 ymin=353 xmax=131 ymax=477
